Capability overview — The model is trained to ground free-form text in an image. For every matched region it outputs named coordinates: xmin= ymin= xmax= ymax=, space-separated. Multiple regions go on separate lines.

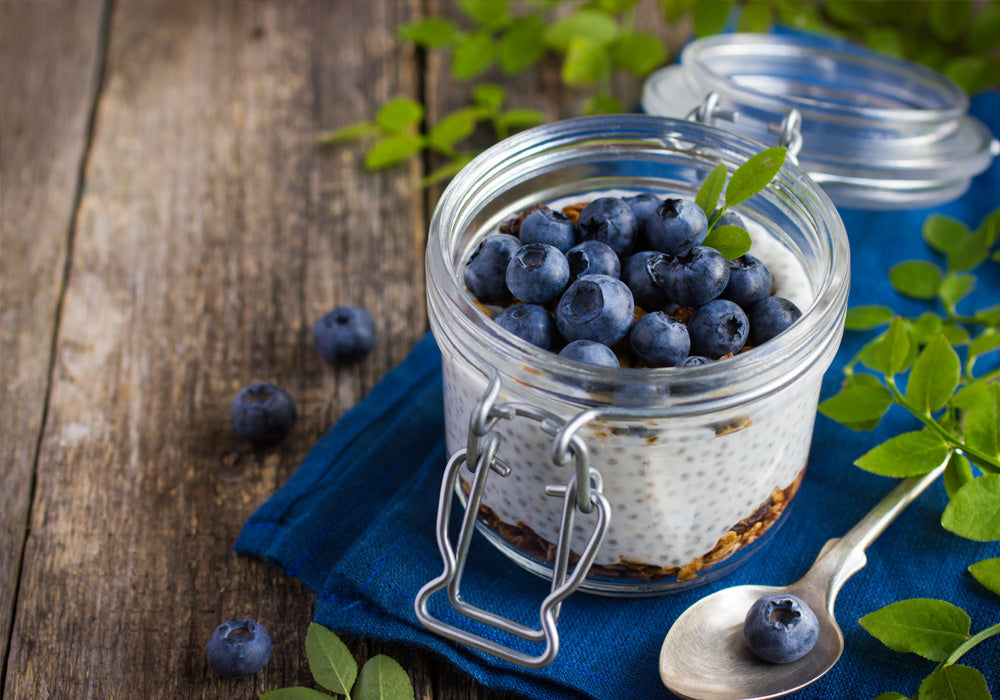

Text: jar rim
xmin=427 ymin=114 xmax=851 ymax=417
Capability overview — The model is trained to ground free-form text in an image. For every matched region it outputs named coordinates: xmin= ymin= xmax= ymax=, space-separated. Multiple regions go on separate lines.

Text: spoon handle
xmin=797 ymin=454 xmax=951 ymax=613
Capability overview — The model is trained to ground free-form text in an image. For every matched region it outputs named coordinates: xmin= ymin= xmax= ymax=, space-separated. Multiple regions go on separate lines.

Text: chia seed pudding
xmin=425 ymin=115 xmax=850 ymax=595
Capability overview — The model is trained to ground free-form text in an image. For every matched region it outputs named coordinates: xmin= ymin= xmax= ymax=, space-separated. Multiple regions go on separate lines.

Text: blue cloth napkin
xmin=238 ymin=92 xmax=1000 ymax=699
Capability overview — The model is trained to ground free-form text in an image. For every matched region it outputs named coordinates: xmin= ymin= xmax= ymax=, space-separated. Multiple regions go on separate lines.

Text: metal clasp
xmin=685 ymin=91 xmax=739 ymax=127
xmin=414 ymin=374 xmax=612 ymax=667
xmin=768 ymin=108 xmax=803 ymax=162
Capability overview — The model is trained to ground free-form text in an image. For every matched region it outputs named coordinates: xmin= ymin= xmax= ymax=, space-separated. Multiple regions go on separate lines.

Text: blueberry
xmin=577 ymin=197 xmax=638 ymax=256
xmin=621 ymin=251 xmax=673 ymax=311
xmin=749 ymin=296 xmax=803 ymax=345
xmin=744 ymin=594 xmax=819 ymax=664
xmin=567 ymin=240 xmax=621 ymax=282
xmin=623 ymin=192 xmax=662 ymax=237
xmin=715 ymin=209 xmax=746 ymax=230
xmin=559 ymin=339 xmax=620 ymax=368
xmin=629 ymin=311 xmax=690 ymax=367
xmin=494 ymin=304 xmax=558 ymax=350
xmin=506 ymin=243 xmax=570 ymax=304
xmin=230 ymin=382 xmax=296 ymax=445
xmin=206 ymin=618 xmax=272 ymax=677
xmin=518 ymin=208 xmax=577 ymax=252
xmin=663 ymin=246 xmax=730 ymax=307
xmin=687 ymin=299 xmax=749 ymax=359
xmin=677 ymin=355 xmax=712 ymax=367
xmin=313 ymin=306 xmax=376 ymax=363
xmin=721 ymin=254 xmax=772 ymax=309
xmin=556 ymin=274 xmax=635 ymax=347
xmin=464 ymin=233 xmax=521 ymax=303
xmin=646 ymin=198 xmax=708 ymax=255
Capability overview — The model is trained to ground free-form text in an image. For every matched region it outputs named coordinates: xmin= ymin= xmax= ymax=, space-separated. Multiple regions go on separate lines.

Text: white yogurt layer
xmin=442 ymin=193 xmax=820 ymax=578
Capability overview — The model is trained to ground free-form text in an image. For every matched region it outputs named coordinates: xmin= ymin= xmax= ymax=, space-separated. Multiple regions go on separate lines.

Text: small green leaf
xmin=472 ymin=83 xmax=505 ymax=114
xmin=610 ymin=31 xmax=667 ymax=76
xmin=316 ymin=122 xmax=379 ymax=146
xmin=922 ymin=214 xmax=970 ymax=254
xmin=905 ymin=335 xmax=960 ymax=414
xmin=845 ymin=305 xmax=894 ymax=331
xmin=582 ymin=94 xmax=623 ymax=115
xmin=737 ymin=0 xmax=772 ymax=33
xmin=953 ymin=379 xmax=993 ymax=410
xmin=456 ymin=0 xmax=508 ymax=29
xmin=724 ymin=147 xmax=786 ymax=208
xmin=261 ymin=689 xmax=336 ymax=700
xmin=907 ymin=311 xmax=944 ymax=344
xmin=943 ymin=452 xmax=974 ymax=500
xmin=859 ymin=598 xmax=970 ymax=662
xmin=928 ymin=0 xmax=971 ymax=42
xmin=974 ymin=305 xmax=1000 ymax=326
xmin=306 ymin=623 xmax=359 ymax=696
xmin=969 ymin=558 xmax=1000 ymax=597
xmin=975 ymin=206 xmax=1000 ymax=247
xmin=938 ymin=272 xmax=975 ymax=309
xmin=963 ymin=384 xmax=1000 ymax=464
xmin=427 ymin=108 xmax=481 ymax=154
xmin=918 ymin=664 xmax=991 ymax=700
xmin=969 ymin=332 xmax=1000 ymax=360
xmin=695 ymin=164 xmax=727 ymax=219
xmin=499 ymin=16 xmax=546 ymax=74
xmin=364 ymin=134 xmax=424 ymax=170
xmin=354 ymin=655 xmax=415 ymax=700
xmin=376 ymin=99 xmax=424 ymax=133
xmin=545 ymin=10 xmax=618 ymax=51
xmin=397 ymin=18 xmax=459 ymax=48
xmin=702 ymin=225 xmax=751 ymax=260
xmin=874 ymin=318 xmax=912 ymax=376
xmin=888 ymin=260 xmax=942 ymax=300
xmin=452 ymin=32 xmax=495 ymax=81
xmin=419 ymin=154 xmax=475 ymax=187
xmin=863 ymin=27 xmax=904 ymax=58
xmin=942 ymin=474 xmax=1000 ymax=541
xmin=854 ymin=430 xmax=951 ymax=477
xmin=818 ymin=382 xmax=893 ymax=425
xmin=495 ymin=108 xmax=546 ymax=131
xmin=561 ymin=36 xmax=610 ymax=86
xmin=693 ymin=0 xmax=734 ymax=36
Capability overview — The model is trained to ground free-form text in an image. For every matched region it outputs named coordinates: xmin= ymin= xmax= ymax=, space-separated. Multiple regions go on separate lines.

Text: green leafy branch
xmin=694 ymin=146 xmax=787 ymax=259
xmin=262 ymin=623 xmax=414 ymax=700
xmin=863 ymin=560 xmax=1000 ymax=700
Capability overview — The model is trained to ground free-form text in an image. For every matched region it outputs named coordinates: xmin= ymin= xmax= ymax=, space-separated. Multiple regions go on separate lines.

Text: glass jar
xmin=641 ymin=33 xmax=997 ymax=209
xmin=417 ymin=114 xmax=849 ymax=666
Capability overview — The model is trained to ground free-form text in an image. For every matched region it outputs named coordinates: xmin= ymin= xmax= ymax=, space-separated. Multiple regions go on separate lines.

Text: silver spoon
xmin=659 ymin=458 xmax=949 ymax=700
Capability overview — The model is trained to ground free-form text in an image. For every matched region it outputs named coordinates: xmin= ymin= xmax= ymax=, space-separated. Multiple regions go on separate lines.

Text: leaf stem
xmin=944 ymin=622 xmax=1000 ymax=666
xmin=884 ymin=378 xmax=1000 ymax=473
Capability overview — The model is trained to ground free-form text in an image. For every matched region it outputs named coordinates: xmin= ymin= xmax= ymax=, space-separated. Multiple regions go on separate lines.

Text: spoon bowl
xmin=658 ymin=461 xmax=948 ymax=700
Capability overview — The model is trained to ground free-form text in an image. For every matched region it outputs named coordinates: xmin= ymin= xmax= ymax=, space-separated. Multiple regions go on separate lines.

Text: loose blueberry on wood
xmin=494 ymin=304 xmax=558 ymax=350
xmin=518 ymin=208 xmax=577 ymax=252
xmin=464 ymin=233 xmax=521 ymax=303
xmin=506 ymin=243 xmax=570 ymax=304
xmin=744 ymin=594 xmax=819 ymax=664
xmin=206 ymin=618 xmax=272 ymax=678
xmin=230 ymin=382 xmax=296 ymax=445
xmin=313 ymin=306 xmax=377 ymax=362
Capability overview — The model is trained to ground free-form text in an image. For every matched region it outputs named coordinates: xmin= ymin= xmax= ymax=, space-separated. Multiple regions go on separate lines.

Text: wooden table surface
xmin=2 ymin=1 xmax=685 ymax=698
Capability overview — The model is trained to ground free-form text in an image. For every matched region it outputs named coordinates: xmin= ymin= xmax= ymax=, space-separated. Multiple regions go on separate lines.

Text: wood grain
xmin=2 ymin=0 xmax=431 ymax=697
xmin=0 ymin=0 xmax=109 ymax=676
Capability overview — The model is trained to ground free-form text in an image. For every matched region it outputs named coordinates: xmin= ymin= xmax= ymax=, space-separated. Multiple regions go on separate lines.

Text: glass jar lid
xmin=641 ymin=33 xmax=998 ymax=209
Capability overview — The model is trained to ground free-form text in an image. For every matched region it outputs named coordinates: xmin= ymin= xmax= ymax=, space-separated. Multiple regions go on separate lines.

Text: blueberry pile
xmin=463 ymin=194 xmax=802 ymax=369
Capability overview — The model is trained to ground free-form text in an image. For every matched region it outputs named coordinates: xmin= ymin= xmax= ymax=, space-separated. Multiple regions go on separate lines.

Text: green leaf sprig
xmin=694 ymin=146 xmax=787 ymax=260
xmin=819 ymin=206 xmax=1000 ymax=542
xmin=262 ymin=623 xmax=414 ymax=700
xmin=860 ymin=563 xmax=1000 ymax=700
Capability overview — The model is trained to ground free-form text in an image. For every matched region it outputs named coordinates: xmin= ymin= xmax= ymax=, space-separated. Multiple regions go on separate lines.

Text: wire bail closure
xmin=415 ymin=373 xmax=612 ymax=667
xmin=687 ymin=91 xmax=803 ymax=162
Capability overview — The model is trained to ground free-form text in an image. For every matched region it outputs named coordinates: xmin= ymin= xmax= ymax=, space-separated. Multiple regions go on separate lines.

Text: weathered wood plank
xmin=2 ymin=1 xmax=432 ymax=698
xmin=0 ymin=0 xmax=108 ymax=677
